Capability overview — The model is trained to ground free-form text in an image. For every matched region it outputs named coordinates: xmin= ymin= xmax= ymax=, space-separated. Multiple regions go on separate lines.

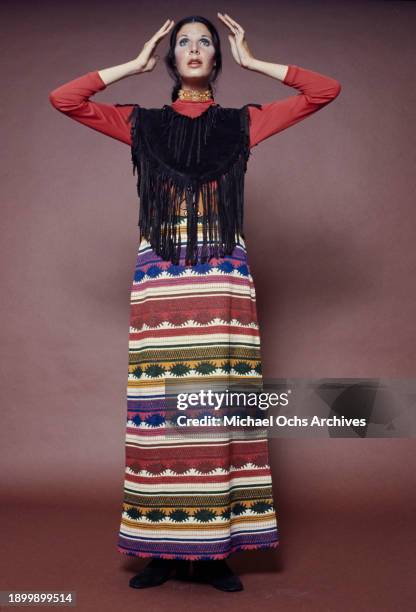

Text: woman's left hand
xmin=217 ymin=12 xmax=255 ymax=69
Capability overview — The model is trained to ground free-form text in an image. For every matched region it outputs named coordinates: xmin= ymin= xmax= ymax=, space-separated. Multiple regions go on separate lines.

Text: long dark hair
xmin=164 ymin=16 xmax=223 ymax=102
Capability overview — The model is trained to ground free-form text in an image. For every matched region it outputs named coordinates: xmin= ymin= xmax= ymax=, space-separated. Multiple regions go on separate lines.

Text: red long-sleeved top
xmin=48 ymin=65 xmax=341 ymax=148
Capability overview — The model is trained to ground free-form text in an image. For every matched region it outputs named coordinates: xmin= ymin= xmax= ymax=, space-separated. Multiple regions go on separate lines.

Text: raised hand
xmin=132 ymin=19 xmax=175 ymax=73
xmin=217 ymin=12 xmax=255 ymax=69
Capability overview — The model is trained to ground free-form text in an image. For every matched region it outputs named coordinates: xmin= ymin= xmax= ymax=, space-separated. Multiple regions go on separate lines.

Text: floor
xmin=2 ymin=493 xmax=414 ymax=611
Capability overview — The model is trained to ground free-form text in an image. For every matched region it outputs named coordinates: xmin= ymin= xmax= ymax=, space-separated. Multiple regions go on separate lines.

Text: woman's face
xmin=174 ymin=22 xmax=216 ymax=86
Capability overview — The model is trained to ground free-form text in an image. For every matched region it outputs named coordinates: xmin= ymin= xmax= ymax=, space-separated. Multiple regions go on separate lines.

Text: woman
xmin=49 ymin=13 xmax=341 ymax=592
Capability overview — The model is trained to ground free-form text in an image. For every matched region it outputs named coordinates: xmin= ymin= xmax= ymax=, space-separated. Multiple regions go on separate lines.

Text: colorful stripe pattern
xmin=117 ymin=217 xmax=279 ymax=559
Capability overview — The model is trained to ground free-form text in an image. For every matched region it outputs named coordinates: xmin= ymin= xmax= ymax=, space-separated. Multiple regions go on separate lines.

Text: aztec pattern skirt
xmin=117 ymin=216 xmax=279 ymax=560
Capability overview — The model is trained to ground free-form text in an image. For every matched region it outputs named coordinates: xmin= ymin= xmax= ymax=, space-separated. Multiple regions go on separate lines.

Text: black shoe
xmin=192 ymin=560 xmax=244 ymax=592
xmin=174 ymin=560 xmax=192 ymax=581
xmin=129 ymin=558 xmax=177 ymax=589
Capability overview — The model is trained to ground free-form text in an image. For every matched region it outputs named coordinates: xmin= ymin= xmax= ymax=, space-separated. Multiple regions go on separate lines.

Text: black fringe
xmin=127 ymin=102 xmax=262 ymax=266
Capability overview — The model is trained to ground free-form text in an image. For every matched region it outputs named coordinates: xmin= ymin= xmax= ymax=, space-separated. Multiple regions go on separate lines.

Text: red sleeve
xmin=48 ymin=71 xmax=133 ymax=145
xmin=248 ymin=64 xmax=342 ymax=147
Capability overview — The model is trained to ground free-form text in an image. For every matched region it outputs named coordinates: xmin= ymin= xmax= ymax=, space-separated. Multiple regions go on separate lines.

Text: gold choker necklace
xmin=177 ymin=88 xmax=213 ymax=102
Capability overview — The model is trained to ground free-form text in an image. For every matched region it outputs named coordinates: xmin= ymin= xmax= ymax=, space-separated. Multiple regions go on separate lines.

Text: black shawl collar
xmin=127 ymin=102 xmax=262 ymax=265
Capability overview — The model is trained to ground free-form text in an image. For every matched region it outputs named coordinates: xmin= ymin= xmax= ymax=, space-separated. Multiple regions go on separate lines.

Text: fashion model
xmin=49 ymin=13 xmax=341 ymax=592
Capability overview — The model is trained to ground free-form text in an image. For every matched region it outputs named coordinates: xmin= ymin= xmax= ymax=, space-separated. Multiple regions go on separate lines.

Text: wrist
xmin=127 ymin=59 xmax=145 ymax=76
xmin=244 ymin=57 xmax=260 ymax=71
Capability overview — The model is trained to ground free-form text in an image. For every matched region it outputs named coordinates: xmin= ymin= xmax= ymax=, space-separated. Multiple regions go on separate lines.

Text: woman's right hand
xmin=131 ymin=19 xmax=175 ymax=74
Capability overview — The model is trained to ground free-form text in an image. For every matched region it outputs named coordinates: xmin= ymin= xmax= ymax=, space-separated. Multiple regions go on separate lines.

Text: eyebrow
xmin=178 ymin=33 xmax=212 ymax=39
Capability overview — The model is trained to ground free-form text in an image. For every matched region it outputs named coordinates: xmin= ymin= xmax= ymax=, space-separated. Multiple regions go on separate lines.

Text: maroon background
xmin=1 ymin=0 xmax=415 ymax=609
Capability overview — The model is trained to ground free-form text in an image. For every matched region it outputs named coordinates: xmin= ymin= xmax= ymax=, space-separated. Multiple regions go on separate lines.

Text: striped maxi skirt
xmin=117 ymin=216 xmax=279 ymax=560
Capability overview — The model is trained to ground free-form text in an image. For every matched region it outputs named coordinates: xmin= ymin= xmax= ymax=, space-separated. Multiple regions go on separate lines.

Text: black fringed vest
xmin=126 ymin=101 xmax=262 ymax=266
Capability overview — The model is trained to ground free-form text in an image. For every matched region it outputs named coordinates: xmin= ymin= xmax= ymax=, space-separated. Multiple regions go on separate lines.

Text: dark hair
xmin=164 ymin=16 xmax=222 ymax=102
